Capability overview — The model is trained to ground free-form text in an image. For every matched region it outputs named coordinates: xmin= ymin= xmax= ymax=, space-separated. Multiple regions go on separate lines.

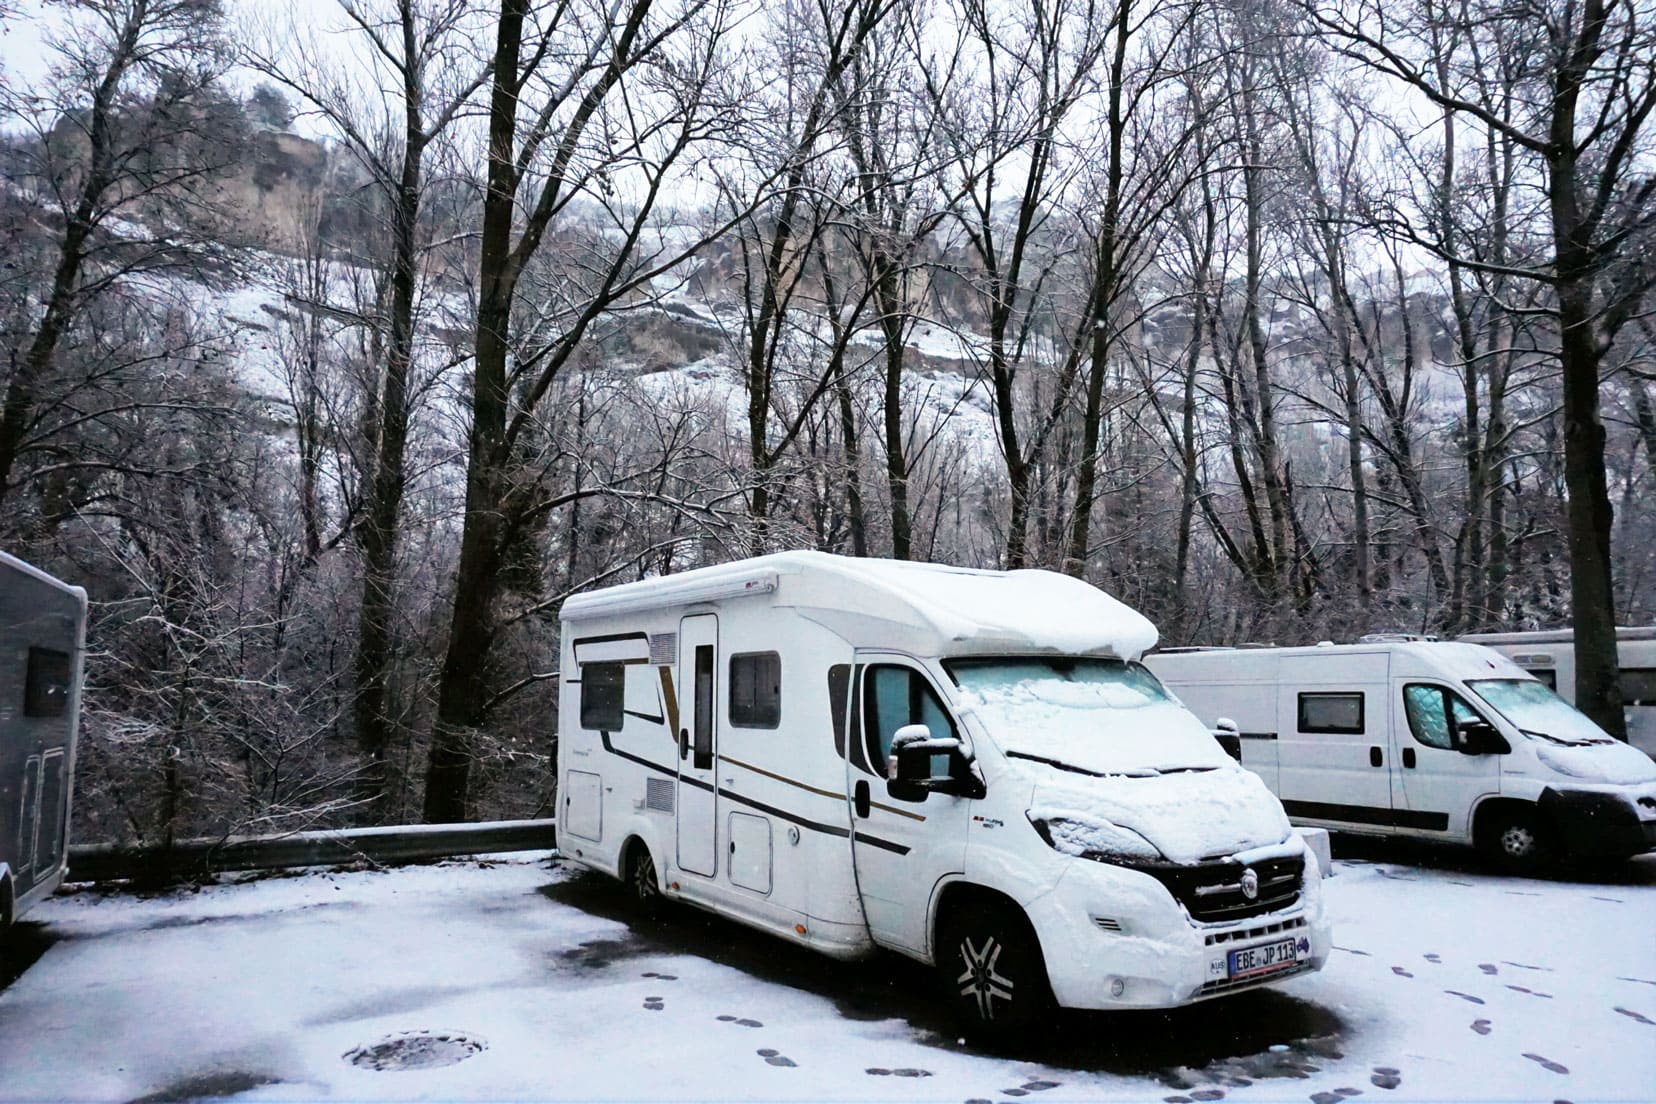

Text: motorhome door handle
xmin=854 ymin=780 xmax=870 ymax=818
xmin=679 ymin=728 xmax=689 ymax=759
xmin=1369 ymin=746 xmax=1383 ymax=768
xmin=1403 ymin=748 xmax=1417 ymax=769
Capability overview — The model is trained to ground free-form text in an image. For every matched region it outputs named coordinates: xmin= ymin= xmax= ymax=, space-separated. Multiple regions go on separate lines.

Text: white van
xmin=1144 ymin=642 xmax=1656 ymax=871
xmin=557 ymin=552 xmax=1329 ymax=1032
xmin=1459 ymin=628 xmax=1656 ymax=759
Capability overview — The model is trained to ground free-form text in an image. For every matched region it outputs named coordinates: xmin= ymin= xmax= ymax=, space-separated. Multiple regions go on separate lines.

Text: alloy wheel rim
xmin=1501 ymin=825 xmax=1534 ymax=856
xmin=956 ymin=934 xmax=1015 ymax=1021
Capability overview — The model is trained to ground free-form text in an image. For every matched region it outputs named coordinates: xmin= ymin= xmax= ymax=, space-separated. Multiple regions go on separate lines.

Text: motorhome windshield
xmin=1468 ymin=679 xmax=1614 ymax=746
xmin=945 ymin=657 xmax=1230 ymax=776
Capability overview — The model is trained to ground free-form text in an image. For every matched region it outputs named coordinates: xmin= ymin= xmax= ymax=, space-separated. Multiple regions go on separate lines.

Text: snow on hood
xmin=1533 ymin=739 xmax=1656 ymax=785
xmin=1024 ymin=762 xmax=1292 ymax=865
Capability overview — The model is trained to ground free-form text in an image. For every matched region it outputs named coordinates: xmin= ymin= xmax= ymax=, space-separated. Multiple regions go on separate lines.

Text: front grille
xmin=1135 ymin=853 xmax=1304 ymax=923
xmin=1204 ymin=915 xmax=1306 ymax=947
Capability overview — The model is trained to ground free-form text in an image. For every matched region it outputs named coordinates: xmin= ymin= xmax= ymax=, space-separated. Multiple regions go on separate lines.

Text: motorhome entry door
xmin=676 ymin=614 xmax=719 ymax=877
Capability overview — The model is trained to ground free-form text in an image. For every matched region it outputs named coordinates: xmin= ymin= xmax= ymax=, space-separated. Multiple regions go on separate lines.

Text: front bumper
xmin=1027 ymin=852 xmax=1330 ymax=1010
xmin=1540 ymin=786 xmax=1656 ymax=858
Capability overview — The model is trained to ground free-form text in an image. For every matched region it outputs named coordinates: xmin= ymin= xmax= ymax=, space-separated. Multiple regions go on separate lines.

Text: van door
xmin=847 ymin=655 xmax=970 ymax=954
xmin=676 ymin=614 xmax=719 ymax=878
xmin=1393 ymin=681 xmax=1502 ymax=839
xmin=1275 ymin=657 xmax=1394 ymax=831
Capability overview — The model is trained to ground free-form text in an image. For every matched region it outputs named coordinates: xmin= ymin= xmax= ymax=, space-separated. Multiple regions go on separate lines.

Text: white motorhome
xmin=557 ymin=552 xmax=1329 ymax=1032
xmin=1459 ymin=628 xmax=1656 ymax=759
xmin=1145 ymin=642 xmax=1656 ymax=872
xmin=2 ymin=552 xmax=87 ymax=934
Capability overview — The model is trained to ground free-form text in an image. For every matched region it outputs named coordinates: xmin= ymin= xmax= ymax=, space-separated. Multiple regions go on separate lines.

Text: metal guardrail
xmin=66 ymin=818 xmax=559 ymax=883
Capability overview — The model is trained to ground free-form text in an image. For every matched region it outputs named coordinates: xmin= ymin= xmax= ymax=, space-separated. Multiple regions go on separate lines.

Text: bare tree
xmin=422 ymin=0 xmax=739 ymax=821
xmin=1309 ymin=0 xmax=1656 ymax=734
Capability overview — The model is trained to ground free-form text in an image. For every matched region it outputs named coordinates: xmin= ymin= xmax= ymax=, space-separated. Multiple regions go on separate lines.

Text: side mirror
xmin=1454 ymin=720 xmax=1509 ymax=756
xmin=1213 ymin=717 xmax=1242 ymax=762
xmin=886 ymin=724 xmax=984 ymax=800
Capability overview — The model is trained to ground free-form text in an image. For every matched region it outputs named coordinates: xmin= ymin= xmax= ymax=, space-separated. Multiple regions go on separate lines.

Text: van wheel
xmin=626 ymin=844 xmax=663 ymax=915
xmin=1483 ymin=808 xmax=1556 ymax=873
xmin=936 ymin=901 xmax=1053 ymax=1039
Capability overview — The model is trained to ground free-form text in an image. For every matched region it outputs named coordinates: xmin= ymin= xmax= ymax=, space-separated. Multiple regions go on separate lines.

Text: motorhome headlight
xmin=1026 ymin=810 xmax=1162 ymax=863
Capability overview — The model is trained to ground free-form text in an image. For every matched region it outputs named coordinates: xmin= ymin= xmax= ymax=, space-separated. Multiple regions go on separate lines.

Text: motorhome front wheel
xmin=936 ymin=902 xmax=1054 ymax=1038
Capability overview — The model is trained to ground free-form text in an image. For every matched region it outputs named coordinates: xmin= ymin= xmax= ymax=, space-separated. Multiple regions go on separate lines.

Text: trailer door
xmin=676 ymin=614 xmax=719 ymax=878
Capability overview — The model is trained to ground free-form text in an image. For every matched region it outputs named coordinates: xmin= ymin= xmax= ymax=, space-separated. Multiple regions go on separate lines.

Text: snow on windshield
xmin=1469 ymin=679 xmax=1656 ymax=783
xmin=949 ymin=658 xmax=1229 ymax=775
xmin=1470 ymin=679 xmax=1612 ymax=745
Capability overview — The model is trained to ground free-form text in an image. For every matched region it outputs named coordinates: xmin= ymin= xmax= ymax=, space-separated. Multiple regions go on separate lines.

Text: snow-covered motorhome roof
xmin=559 ymin=551 xmax=1160 ymax=660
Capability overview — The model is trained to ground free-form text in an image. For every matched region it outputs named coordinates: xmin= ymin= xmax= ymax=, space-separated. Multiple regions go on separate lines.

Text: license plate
xmin=1228 ymin=937 xmax=1300 ymax=979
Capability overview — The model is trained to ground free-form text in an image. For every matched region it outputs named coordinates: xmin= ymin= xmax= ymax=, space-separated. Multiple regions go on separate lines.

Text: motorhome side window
xmin=580 ymin=662 xmax=626 ymax=731
xmin=1527 ymin=668 xmax=1559 ymax=691
xmin=1403 ymin=684 xmax=1482 ymax=750
xmin=1297 ymin=692 xmax=1363 ymax=734
xmin=24 ymin=647 xmax=71 ymax=718
xmin=1622 ymin=668 xmax=1656 ymax=706
xmin=863 ymin=666 xmax=956 ymax=767
xmin=729 ymin=652 xmax=780 ymax=728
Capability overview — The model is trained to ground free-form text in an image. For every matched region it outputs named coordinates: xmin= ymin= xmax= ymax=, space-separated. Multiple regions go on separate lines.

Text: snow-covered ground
xmin=2 ymin=848 xmax=1652 ymax=1102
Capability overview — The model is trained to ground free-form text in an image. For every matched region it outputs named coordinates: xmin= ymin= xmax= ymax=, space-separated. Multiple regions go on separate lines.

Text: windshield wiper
xmin=1004 ymin=751 xmax=1214 ymax=778
xmin=1006 ymin=750 xmax=1112 ymax=777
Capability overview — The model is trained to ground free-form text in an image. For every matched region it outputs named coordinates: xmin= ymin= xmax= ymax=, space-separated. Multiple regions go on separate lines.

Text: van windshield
xmin=1467 ymin=679 xmax=1613 ymax=746
xmin=944 ymin=657 xmax=1230 ymax=775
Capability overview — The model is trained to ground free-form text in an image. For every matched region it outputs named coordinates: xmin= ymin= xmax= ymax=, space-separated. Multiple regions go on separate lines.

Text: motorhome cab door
xmin=676 ymin=614 xmax=719 ymax=877
xmin=847 ymin=654 xmax=970 ymax=954
xmin=1390 ymin=680 xmax=1503 ymax=835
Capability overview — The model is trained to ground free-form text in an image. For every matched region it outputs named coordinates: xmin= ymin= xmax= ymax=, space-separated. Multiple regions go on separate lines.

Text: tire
xmin=625 ymin=843 xmax=663 ymax=916
xmin=935 ymin=899 xmax=1054 ymax=1039
xmin=1482 ymin=807 xmax=1556 ymax=874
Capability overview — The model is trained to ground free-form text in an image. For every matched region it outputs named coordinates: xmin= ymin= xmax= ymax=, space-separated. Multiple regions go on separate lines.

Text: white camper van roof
xmin=559 ymin=551 xmax=1159 ymax=660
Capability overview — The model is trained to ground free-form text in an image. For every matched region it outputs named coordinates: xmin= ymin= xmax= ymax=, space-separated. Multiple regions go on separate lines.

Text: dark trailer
xmin=0 ymin=552 xmax=85 ymax=931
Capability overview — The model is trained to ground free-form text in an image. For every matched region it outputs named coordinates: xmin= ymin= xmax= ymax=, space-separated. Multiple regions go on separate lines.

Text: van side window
xmin=863 ymin=666 xmax=956 ymax=772
xmin=1403 ymin=684 xmax=1483 ymax=750
xmin=1298 ymin=692 xmax=1363 ymax=734
xmin=729 ymin=652 xmax=780 ymax=728
xmin=579 ymin=662 xmax=625 ymax=731
xmin=24 ymin=647 xmax=71 ymax=718
xmin=1622 ymin=668 xmax=1656 ymax=706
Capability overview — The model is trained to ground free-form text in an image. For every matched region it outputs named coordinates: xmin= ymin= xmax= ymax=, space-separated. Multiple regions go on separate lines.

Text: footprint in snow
xmin=1311 ymin=1091 xmax=1363 ymax=1104
xmin=716 ymin=1015 xmax=762 ymax=1027
xmin=1021 ymin=1081 xmax=1060 ymax=1091
xmin=1188 ymin=1092 xmax=1224 ymax=1102
xmin=1506 ymin=961 xmax=1552 ymax=972
xmin=1591 ymin=896 xmax=1622 ymax=903
xmin=865 ymin=1068 xmax=933 ymax=1078
xmin=1471 ymin=1019 xmax=1492 ymax=1035
xmin=1504 ymin=890 xmax=1542 ymax=897
xmin=1522 ymin=1053 xmax=1569 ymax=1075
xmin=1506 ymin=984 xmax=1553 ymax=999
xmin=1391 ymin=967 xmax=1414 ymax=978
xmin=1423 ymin=953 xmax=1442 ymax=964
xmin=1369 ymin=1067 xmax=1402 ymax=1090
xmin=1479 ymin=963 xmax=1499 ymax=975
xmin=642 ymin=996 xmax=665 ymax=1011
xmin=1445 ymin=990 xmax=1485 ymax=1004
xmin=757 ymin=1048 xmax=796 ymax=1068
xmin=1614 ymin=1007 xmax=1654 ymax=1025
xmin=1617 ymin=976 xmax=1656 ymax=986
xmin=641 ymin=971 xmax=677 ymax=981
xmin=1334 ymin=946 xmax=1372 ymax=957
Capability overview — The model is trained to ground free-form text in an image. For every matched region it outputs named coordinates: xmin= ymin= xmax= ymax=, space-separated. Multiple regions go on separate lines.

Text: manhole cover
xmin=344 ymin=1030 xmax=486 ymax=1072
